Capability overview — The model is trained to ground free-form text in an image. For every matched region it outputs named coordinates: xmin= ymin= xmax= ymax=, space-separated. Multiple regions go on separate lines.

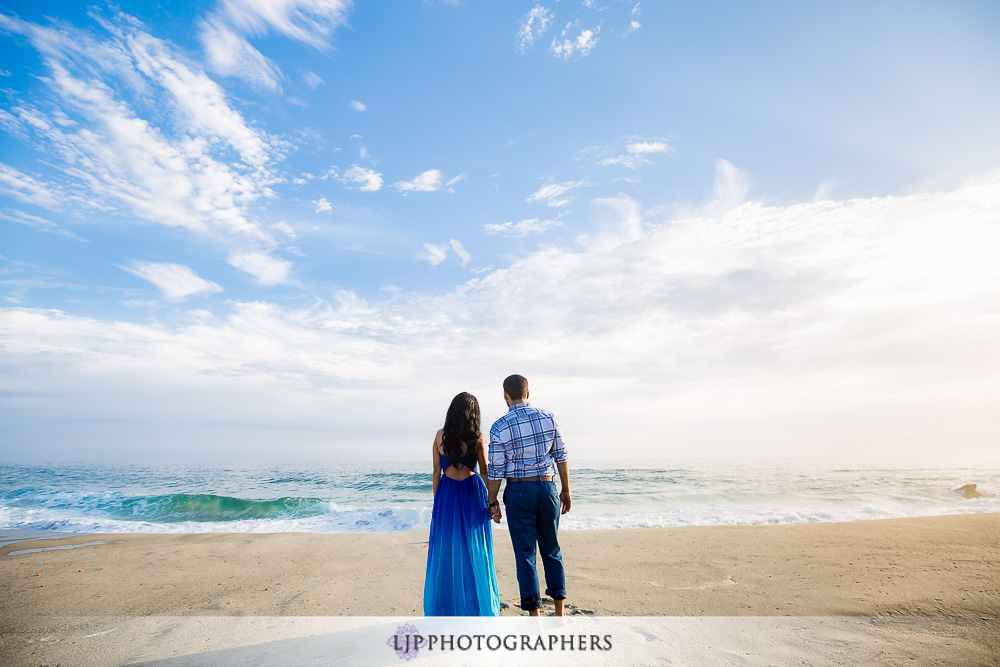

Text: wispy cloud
xmin=445 ymin=173 xmax=467 ymax=193
xmin=0 ymin=13 xmax=281 ymax=253
xmin=709 ymin=158 xmax=751 ymax=213
xmin=121 ymin=261 xmax=222 ymax=300
xmin=0 ymin=163 xmax=64 ymax=208
xmin=483 ymin=217 xmax=561 ymax=237
xmin=314 ymin=197 xmax=332 ymax=212
xmin=227 ymin=252 xmax=293 ymax=285
xmin=349 ymin=99 xmax=366 ymax=112
xmin=200 ymin=22 xmax=284 ymax=92
xmin=215 ymin=0 xmax=352 ymax=50
xmin=0 ymin=208 xmax=87 ymax=241
xmin=394 ymin=169 xmax=444 ymax=193
xmin=594 ymin=137 xmax=672 ymax=169
xmin=416 ymin=238 xmax=470 ymax=266
xmin=449 ymin=239 xmax=471 ymax=266
xmin=416 ymin=242 xmax=449 ymax=265
xmin=526 ymin=180 xmax=589 ymax=207
xmin=200 ymin=0 xmax=353 ymax=90
xmin=303 ymin=71 xmax=324 ymax=89
xmin=516 ymin=5 xmax=554 ymax=53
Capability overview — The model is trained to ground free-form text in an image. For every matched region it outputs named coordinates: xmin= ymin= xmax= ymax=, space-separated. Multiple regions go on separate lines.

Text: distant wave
xmin=2 ymin=461 xmax=998 ymax=534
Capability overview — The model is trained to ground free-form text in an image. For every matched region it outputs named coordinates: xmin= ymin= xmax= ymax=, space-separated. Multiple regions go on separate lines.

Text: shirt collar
xmin=507 ymin=401 xmax=530 ymax=412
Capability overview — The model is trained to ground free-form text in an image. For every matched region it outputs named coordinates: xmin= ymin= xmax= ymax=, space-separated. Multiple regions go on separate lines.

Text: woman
xmin=423 ymin=392 xmax=501 ymax=616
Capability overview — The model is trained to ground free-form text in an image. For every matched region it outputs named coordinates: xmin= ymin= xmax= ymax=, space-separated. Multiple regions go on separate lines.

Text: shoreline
xmin=2 ymin=513 xmax=998 ymax=664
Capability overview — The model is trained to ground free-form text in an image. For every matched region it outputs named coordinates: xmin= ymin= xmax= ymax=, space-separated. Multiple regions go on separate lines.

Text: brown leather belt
xmin=506 ymin=476 xmax=553 ymax=483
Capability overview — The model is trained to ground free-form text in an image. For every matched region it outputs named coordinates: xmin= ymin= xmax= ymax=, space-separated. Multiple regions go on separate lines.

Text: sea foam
xmin=2 ymin=461 xmax=998 ymax=534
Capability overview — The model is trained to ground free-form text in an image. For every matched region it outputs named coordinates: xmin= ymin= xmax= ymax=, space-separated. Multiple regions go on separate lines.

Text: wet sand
xmin=1 ymin=513 xmax=997 ymax=665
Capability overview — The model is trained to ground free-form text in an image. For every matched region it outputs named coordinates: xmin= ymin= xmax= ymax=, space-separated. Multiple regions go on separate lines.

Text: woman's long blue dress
xmin=423 ymin=453 xmax=501 ymax=616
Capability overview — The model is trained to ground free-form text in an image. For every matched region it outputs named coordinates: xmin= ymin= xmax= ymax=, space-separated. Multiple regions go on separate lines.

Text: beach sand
xmin=2 ymin=513 xmax=997 ymax=665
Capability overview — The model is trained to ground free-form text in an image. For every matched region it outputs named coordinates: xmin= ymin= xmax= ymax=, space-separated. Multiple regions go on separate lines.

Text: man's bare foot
xmin=554 ymin=599 xmax=565 ymax=617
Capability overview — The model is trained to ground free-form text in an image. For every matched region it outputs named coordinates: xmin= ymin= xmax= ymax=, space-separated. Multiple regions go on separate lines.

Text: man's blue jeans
xmin=503 ymin=479 xmax=566 ymax=610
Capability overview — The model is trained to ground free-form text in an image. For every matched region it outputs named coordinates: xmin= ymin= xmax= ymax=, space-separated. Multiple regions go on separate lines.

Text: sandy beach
xmin=2 ymin=513 xmax=998 ymax=665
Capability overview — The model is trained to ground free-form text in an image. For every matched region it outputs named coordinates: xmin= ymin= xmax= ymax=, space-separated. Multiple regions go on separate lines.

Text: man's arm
xmin=556 ymin=460 xmax=571 ymax=514
xmin=550 ymin=415 xmax=570 ymax=514
xmin=487 ymin=424 xmax=506 ymax=523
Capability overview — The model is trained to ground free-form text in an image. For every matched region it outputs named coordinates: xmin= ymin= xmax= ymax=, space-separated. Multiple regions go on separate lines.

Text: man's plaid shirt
xmin=488 ymin=402 xmax=567 ymax=480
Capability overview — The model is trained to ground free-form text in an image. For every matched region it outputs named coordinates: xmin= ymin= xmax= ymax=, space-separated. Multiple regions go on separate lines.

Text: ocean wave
xmin=2 ymin=461 xmax=998 ymax=534
xmin=558 ymin=500 xmax=1000 ymax=530
xmin=0 ymin=489 xmax=433 ymax=534
xmin=0 ymin=490 xmax=330 ymax=522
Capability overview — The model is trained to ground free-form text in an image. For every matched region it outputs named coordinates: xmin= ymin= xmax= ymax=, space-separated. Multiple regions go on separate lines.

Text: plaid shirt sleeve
xmin=487 ymin=420 xmax=508 ymax=480
xmin=550 ymin=415 xmax=568 ymax=463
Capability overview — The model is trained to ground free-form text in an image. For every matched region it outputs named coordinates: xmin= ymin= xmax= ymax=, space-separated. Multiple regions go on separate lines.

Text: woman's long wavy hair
xmin=442 ymin=392 xmax=481 ymax=467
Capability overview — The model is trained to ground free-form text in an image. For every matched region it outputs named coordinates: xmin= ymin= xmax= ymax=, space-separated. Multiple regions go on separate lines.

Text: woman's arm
xmin=477 ymin=432 xmax=489 ymax=487
xmin=431 ymin=430 xmax=443 ymax=498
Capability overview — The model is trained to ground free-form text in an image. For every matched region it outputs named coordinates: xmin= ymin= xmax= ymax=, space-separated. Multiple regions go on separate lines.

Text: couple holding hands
xmin=423 ymin=374 xmax=571 ymax=616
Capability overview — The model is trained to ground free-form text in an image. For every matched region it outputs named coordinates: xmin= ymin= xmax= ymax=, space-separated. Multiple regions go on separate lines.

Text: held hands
xmin=559 ymin=489 xmax=572 ymax=515
xmin=489 ymin=501 xmax=502 ymax=523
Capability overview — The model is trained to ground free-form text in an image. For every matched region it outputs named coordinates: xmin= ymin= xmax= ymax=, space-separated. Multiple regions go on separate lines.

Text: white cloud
xmin=199 ymin=21 xmax=283 ymax=92
xmin=394 ymin=169 xmax=444 ymax=193
xmin=445 ymin=173 xmax=467 ymax=193
xmin=416 ymin=242 xmax=449 ymax=266
xmin=349 ymin=100 xmax=366 ymax=112
xmin=271 ymin=220 xmax=297 ymax=241
xmin=483 ymin=217 xmax=561 ymax=237
xmin=576 ymin=194 xmax=643 ymax=250
xmin=121 ymin=261 xmax=222 ymax=301
xmin=343 ymin=165 xmax=383 ymax=192
xmin=216 ymin=0 xmax=352 ymax=51
xmin=449 ymin=239 xmax=471 ymax=266
xmin=303 ymin=71 xmax=324 ymax=89
xmin=710 ymin=158 xmax=751 ymax=213
xmin=4 ymin=174 xmax=1000 ymax=460
xmin=199 ymin=0 xmax=351 ymax=90
xmin=597 ymin=138 xmax=672 ymax=169
xmin=127 ymin=30 xmax=272 ymax=169
xmin=416 ymin=239 xmax=470 ymax=266
xmin=0 ymin=14 xmax=278 ymax=248
xmin=0 ymin=208 xmax=87 ymax=241
xmin=0 ymin=163 xmax=64 ymax=208
xmin=227 ymin=252 xmax=293 ymax=285
xmin=526 ymin=180 xmax=589 ymax=207
xmin=314 ymin=197 xmax=332 ymax=212
xmin=550 ymin=26 xmax=599 ymax=59
xmin=627 ymin=141 xmax=670 ymax=155
xmin=516 ymin=5 xmax=554 ymax=53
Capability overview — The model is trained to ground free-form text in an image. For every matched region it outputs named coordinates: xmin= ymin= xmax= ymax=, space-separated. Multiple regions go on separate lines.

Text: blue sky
xmin=2 ymin=1 xmax=999 ymax=462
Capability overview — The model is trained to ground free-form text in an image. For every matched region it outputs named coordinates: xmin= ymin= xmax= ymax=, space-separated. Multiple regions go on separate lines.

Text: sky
xmin=1 ymin=0 xmax=999 ymax=463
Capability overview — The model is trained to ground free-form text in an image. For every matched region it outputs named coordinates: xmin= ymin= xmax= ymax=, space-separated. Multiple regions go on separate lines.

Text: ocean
xmin=1 ymin=460 xmax=997 ymax=534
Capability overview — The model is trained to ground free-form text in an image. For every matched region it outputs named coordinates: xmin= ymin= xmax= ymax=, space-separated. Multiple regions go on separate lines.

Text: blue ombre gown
xmin=423 ymin=453 xmax=501 ymax=616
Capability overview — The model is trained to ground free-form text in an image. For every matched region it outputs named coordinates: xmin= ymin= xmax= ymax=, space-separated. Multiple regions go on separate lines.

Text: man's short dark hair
xmin=503 ymin=374 xmax=529 ymax=400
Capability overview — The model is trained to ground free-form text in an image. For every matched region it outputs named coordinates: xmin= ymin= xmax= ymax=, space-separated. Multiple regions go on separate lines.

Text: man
xmin=486 ymin=374 xmax=571 ymax=616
